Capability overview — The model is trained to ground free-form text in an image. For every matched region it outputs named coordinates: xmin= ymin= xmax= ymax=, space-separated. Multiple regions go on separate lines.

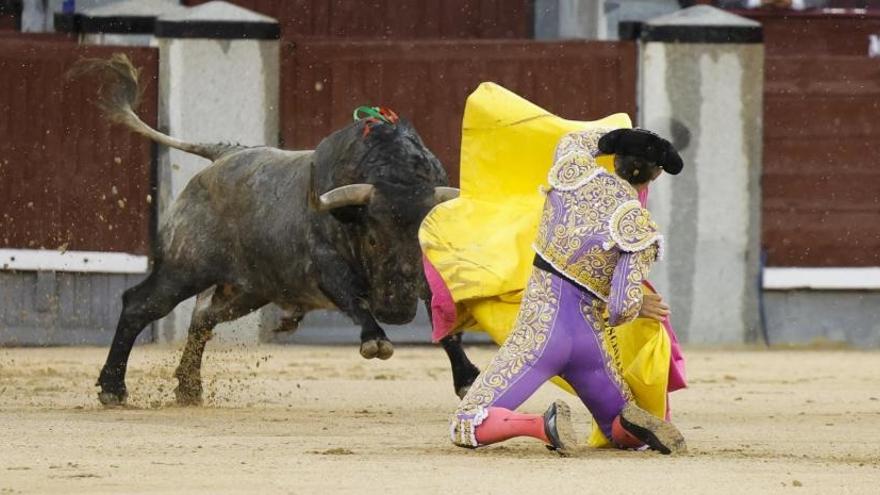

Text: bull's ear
xmin=318 ymin=183 xmax=375 ymax=211
xmin=433 ymin=186 xmax=460 ymax=203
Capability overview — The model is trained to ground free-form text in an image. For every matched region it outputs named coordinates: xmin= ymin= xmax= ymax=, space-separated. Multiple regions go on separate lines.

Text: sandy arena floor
xmin=0 ymin=343 xmax=878 ymax=494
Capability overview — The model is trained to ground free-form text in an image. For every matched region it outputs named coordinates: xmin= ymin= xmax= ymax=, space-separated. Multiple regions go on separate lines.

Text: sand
xmin=1 ymin=343 xmax=878 ymax=494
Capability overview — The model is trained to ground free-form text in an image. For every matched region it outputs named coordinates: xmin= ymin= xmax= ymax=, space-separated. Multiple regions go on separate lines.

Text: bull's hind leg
xmin=174 ymin=284 xmax=267 ymax=405
xmin=422 ymin=294 xmax=479 ymax=399
xmin=98 ymin=266 xmax=209 ymax=405
xmin=440 ymin=333 xmax=481 ymax=399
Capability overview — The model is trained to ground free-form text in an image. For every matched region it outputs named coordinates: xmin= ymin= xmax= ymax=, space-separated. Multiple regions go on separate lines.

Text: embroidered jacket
xmin=533 ymin=129 xmax=663 ymax=325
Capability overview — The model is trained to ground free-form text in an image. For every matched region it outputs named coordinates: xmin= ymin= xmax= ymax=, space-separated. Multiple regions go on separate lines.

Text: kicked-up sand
xmin=0 ymin=344 xmax=878 ymax=494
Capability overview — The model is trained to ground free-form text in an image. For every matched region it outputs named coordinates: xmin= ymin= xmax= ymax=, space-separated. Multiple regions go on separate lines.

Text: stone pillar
xmin=638 ymin=6 xmax=764 ymax=343
xmin=153 ymin=0 xmax=280 ymax=343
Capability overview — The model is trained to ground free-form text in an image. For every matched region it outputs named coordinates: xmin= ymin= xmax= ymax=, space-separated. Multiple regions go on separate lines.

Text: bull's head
xmin=312 ymin=118 xmax=458 ymax=324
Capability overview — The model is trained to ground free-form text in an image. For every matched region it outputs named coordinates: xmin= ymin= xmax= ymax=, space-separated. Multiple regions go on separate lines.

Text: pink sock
xmin=474 ymin=407 xmax=549 ymax=446
xmin=611 ymin=415 xmax=645 ymax=449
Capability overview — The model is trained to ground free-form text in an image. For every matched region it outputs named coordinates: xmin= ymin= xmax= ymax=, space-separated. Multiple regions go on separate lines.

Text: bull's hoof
xmin=376 ymin=339 xmax=394 ymax=360
xmin=97 ymin=390 xmax=128 ymax=406
xmin=360 ymin=339 xmax=394 ymax=360
xmin=174 ymin=385 xmax=203 ymax=406
xmin=455 ymin=385 xmax=471 ymax=400
xmin=360 ymin=340 xmax=380 ymax=359
xmin=97 ymin=367 xmax=128 ymax=406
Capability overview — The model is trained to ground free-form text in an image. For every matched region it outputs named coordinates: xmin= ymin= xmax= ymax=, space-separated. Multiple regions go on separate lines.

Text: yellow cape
xmin=420 ymin=83 xmax=672 ymax=447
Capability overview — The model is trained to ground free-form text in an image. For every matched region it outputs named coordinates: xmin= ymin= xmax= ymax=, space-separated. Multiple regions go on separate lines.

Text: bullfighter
xmin=448 ymin=127 xmax=687 ymax=456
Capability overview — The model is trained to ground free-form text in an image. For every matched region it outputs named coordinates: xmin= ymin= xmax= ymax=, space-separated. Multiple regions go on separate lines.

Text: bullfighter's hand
xmin=639 ymin=293 xmax=670 ymax=322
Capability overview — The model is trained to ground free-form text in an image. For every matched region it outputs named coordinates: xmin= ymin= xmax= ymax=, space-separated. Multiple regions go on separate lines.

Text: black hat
xmin=597 ymin=128 xmax=684 ymax=175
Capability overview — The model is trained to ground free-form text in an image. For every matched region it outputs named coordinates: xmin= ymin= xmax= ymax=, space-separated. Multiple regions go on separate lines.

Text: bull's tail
xmin=69 ymin=53 xmax=239 ymax=161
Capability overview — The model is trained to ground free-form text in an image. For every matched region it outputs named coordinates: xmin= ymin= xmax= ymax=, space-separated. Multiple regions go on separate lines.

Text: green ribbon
xmin=353 ymin=106 xmax=389 ymax=123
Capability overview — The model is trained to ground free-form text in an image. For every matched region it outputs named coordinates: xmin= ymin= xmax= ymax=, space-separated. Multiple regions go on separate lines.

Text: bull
xmin=74 ymin=54 xmax=480 ymax=406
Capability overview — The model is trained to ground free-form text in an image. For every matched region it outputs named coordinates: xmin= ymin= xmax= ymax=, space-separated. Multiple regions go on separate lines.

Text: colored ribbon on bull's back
xmin=418 ymin=82 xmax=687 ymax=447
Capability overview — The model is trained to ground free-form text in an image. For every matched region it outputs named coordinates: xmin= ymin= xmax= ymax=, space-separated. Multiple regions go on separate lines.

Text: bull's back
xmin=158 ymin=147 xmax=318 ymax=292
xmin=194 ymin=147 xmax=314 ymax=217
xmin=205 ymin=147 xmax=313 ymax=193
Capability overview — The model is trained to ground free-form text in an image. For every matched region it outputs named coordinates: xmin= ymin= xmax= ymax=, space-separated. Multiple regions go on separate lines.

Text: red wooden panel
xmin=763 ymin=173 xmax=880 ymax=207
xmin=281 ymin=39 xmax=637 ymax=186
xmin=739 ymin=10 xmax=880 ymax=56
xmin=0 ymin=30 xmax=74 ymax=39
xmin=766 ymin=97 xmax=880 ymax=139
xmin=763 ymin=137 xmax=880 ymax=174
xmin=762 ymin=210 xmax=880 ymax=266
xmin=0 ymin=39 xmax=158 ymax=255
xmin=765 ymin=57 xmax=880 ymax=98
xmin=828 ymin=1 xmax=880 ymax=7
xmin=183 ymin=0 xmax=532 ymax=39
xmin=0 ymin=15 xmax=15 ymax=31
xmin=762 ymin=43 xmax=880 ymax=266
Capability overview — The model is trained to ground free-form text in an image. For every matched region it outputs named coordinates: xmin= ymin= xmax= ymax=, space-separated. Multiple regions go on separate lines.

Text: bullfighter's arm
xmin=607 ymin=245 xmax=658 ymax=327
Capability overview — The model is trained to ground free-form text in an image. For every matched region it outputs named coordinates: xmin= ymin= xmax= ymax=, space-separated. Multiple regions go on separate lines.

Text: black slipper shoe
xmin=619 ymin=403 xmax=687 ymax=455
xmin=543 ymin=400 xmax=577 ymax=457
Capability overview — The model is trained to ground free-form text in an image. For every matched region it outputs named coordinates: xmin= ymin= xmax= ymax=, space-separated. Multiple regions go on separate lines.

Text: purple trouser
xmin=450 ymin=266 xmax=632 ymax=448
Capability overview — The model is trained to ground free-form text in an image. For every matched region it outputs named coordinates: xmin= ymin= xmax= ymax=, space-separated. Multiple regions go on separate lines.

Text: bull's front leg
xmin=317 ymin=257 xmax=394 ymax=360
xmin=354 ymin=299 xmax=394 ymax=360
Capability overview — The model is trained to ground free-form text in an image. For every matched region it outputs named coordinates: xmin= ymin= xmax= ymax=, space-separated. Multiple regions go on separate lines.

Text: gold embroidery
xmin=609 ymin=201 xmax=662 ymax=254
xmin=616 ymin=245 xmax=658 ymax=324
xmin=534 ymin=171 xmax=646 ymax=301
xmin=450 ymin=269 xmax=559 ymax=447
xmin=548 ymin=129 xmax=614 ymax=191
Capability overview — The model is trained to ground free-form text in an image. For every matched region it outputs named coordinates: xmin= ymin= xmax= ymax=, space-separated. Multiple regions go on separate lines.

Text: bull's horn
xmin=319 ymin=184 xmax=375 ymax=211
xmin=434 ymin=186 xmax=460 ymax=203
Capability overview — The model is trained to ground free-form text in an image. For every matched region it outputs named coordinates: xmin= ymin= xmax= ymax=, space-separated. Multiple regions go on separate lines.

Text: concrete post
xmin=638 ymin=6 xmax=764 ymax=344
xmin=153 ymin=0 xmax=280 ymax=343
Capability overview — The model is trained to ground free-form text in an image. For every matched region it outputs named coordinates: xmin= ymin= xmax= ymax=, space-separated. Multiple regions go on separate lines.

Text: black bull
xmin=75 ymin=55 xmax=480 ymax=405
